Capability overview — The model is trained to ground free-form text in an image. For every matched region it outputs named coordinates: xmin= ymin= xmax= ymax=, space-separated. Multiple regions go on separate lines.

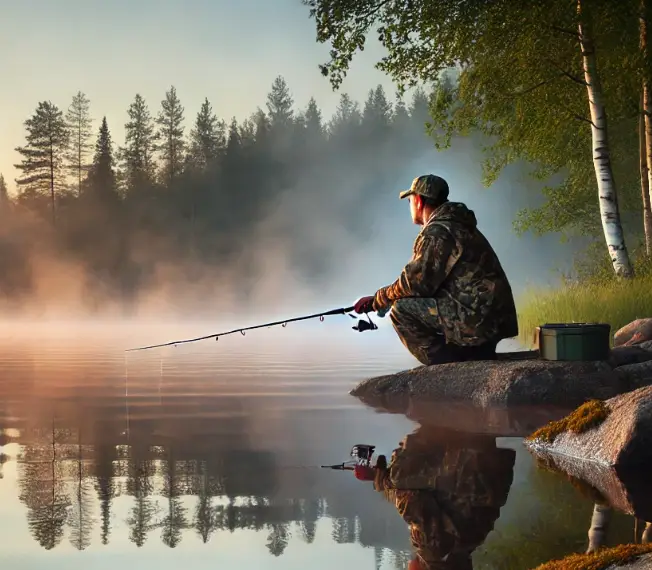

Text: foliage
xmin=303 ymin=0 xmax=646 ymax=242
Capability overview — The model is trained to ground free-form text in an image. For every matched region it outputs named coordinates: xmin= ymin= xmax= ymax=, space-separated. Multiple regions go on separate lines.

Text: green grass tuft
xmin=516 ymin=273 xmax=652 ymax=348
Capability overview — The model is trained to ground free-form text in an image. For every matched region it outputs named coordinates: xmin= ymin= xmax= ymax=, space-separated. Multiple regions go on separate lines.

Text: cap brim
xmin=399 ymin=189 xmax=413 ymax=199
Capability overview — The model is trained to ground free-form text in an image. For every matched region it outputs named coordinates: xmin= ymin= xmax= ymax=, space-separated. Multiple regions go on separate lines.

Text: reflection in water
xmin=0 ymin=334 xmax=420 ymax=568
xmin=367 ymin=427 xmax=515 ymax=569
xmin=533 ymin=453 xmax=652 ymax=565
xmin=4 ymin=330 xmax=652 ymax=568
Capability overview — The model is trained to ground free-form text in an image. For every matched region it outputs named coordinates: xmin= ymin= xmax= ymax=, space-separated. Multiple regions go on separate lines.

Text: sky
xmin=0 ymin=0 xmax=396 ymax=194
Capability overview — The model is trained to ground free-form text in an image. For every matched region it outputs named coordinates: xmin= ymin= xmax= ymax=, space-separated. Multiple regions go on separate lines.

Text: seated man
xmin=354 ymin=174 xmax=518 ymax=365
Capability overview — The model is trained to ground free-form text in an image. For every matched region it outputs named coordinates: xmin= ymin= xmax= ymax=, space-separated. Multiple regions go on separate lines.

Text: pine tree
xmin=155 ymin=85 xmax=185 ymax=184
xmin=329 ymin=93 xmax=361 ymax=139
xmin=0 ymin=174 xmax=8 ymax=211
xmin=65 ymin=91 xmax=93 ymax=196
xmin=253 ymin=108 xmax=271 ymax=144
xmin=187 ymin=98 xmax=223 ymax=172
xmin=120 ymin=94 xmax=156 ymax=191
xmin=409 ymin=87 xmax=430 ymax=127
xmin=304 ymin=97 xmax=323 ymax=136
xmin=14 ymin=101 xmax=69 ymax=224
xmin=226 ymin=117 xmax=241 ymax=153
xmin=266 ymin=76 xmax=294 ymax=130
xmin=87 ymin=117 xmax=117 ymax=201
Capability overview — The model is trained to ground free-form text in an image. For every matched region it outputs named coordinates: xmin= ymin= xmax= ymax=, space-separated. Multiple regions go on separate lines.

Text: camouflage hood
xmin=427 ymin=201 xmax=478 ymax=229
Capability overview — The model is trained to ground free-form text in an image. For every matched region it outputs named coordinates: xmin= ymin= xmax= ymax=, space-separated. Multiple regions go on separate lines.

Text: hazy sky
xmin=1 ymin=0 xmax=395 ymax=193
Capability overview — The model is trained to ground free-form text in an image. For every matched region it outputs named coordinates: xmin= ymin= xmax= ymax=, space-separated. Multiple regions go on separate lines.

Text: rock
xmin=525 ymin=385 xmax=652 ymax=471
xmin=609 ymin=345 xmax=652 ymax=368
xmin=534 ymin=548 xmax=652 ymax=570
xmin=608 ymin=554 xmax=652 ymax=569
xmin=367 ymin=398 xmax=570 ymax=437
xmin=614 ymin=361 xmax=652 ymax=391
xmin=614 ymin=318 xmax=652 ymax=347
xmin=635 ymin=340 xmax=652 ymax=352
xmin=351 ymin=359 xmax=624 ymax=409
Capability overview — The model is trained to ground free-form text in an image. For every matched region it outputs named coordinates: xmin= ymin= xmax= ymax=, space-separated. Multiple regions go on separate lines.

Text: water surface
xmin=0 ymin=322 xmax=647 ymax=569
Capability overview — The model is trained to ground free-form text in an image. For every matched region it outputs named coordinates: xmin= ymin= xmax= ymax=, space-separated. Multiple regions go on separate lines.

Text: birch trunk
xmin=577 ymin=0 xmax=634 ymax=277
xmin=586 ymin=503 xmax=611 ymax=553
xmin=641 ymin=0 xmax=652 ymax=256
xmin=639 ymin=89 xmax=652 ymax=255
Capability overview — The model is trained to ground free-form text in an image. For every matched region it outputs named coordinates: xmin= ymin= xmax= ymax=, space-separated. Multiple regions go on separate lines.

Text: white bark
xmin=586 ymin=503 xmax=611 ymax=553
xmin=577 ymin=0 xmax=634 ymax=277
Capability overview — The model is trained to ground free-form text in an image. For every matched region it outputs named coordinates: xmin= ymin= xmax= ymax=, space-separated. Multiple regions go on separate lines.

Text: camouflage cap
xmin=399 ymin=174 xmax=449 ymax=202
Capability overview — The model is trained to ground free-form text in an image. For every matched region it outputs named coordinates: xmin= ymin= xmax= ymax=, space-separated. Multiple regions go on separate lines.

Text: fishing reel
xmin=350 ymin=443 xmax=376 ymax=466
xmin=348 ymin=313 xmax=378 ymax=333
xmin=321 ymin=443 xmax=376 ymax=470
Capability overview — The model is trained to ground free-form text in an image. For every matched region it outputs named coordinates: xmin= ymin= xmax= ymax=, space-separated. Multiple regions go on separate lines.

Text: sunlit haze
xmin=1 ymin=0 xmax=577 ymax=322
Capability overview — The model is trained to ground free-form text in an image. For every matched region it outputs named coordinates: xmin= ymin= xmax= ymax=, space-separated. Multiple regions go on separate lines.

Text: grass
xmin=532 ymin=543 xmax=652 ymax=570
xmin=526 ymin=399 xmax=611 ymax=444
xmin=516 ymin=273 xmax=652 ymax=349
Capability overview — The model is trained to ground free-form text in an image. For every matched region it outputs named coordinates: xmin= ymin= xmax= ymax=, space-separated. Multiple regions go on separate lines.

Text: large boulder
xmin=525 ymin=385 xmax=652 ymax=471
xmin=351 ymin=359 xmax=624 ymax=408
xmin=614 ymin=318 xmax=652 ymax=347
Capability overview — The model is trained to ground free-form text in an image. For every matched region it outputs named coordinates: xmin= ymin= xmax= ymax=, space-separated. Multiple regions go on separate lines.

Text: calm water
xmin=0 ymin=321 xmax=648 ymax=569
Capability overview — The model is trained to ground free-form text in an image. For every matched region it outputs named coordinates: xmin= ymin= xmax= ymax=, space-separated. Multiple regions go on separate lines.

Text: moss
xmin=526 ymin=399 xmax=611 ymax=444
xmin=533 ymin=543 xmax=652 ymax=570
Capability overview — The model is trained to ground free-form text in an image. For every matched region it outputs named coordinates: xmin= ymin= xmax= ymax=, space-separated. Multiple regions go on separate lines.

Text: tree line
xmin=0 ymin=77 xmax=438 ymax=312
xmin=305 ymin=0 xmax=652 ymax=279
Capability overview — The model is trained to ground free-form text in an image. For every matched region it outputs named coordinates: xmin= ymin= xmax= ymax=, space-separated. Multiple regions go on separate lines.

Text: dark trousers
xmin=389 ymin=298 xmax=498 ymax=366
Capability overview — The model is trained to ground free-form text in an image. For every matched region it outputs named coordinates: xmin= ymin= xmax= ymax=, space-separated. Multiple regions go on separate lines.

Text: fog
xmin=0 ymin=81 xmax=580 ymax=332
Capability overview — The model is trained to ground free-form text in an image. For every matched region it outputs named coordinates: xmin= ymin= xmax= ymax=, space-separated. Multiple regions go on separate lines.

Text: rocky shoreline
xmin=350 ymin=319 xmax=652 ymax=410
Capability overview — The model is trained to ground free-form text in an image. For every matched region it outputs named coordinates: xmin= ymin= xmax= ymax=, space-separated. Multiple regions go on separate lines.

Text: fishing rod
xmin=125 ymin=304 xmax=378 ymax=352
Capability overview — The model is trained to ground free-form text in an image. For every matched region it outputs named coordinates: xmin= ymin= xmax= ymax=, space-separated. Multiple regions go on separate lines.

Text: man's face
xmin=409 ymin=195 xmax=423 ymax=225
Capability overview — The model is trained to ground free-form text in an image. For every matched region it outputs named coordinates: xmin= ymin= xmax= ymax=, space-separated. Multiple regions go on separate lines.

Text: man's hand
xmin=354 ymin=295 xmax=375 ymax=314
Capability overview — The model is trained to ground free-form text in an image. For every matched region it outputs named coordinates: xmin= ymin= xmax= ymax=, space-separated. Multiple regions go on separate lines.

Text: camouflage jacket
xmin=373 ymin=201 xmax=518 ymax=345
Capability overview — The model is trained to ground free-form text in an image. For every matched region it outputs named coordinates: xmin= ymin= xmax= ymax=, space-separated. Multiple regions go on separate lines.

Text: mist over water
xmin=0 ymin=81 xmax=580 ymax=325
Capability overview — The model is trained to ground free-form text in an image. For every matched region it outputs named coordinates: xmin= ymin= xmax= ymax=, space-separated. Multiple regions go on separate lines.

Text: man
xmin=354 ymin=174 xmax=518 ymax=365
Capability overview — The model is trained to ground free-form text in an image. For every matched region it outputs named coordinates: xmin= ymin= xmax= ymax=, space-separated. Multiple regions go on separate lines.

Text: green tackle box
xmin=537 ymin=322 xmax=611 ymax=361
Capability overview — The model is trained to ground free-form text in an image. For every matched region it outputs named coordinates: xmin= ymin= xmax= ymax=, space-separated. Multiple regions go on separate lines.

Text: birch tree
xmin=303 ymin=0 xmax=638 ymax=276
xmin=65 ymin=91 xmax=93 ymax=196
xmin=576 ymin=0 xmax=633 ymax=277
xmin=14 ymin=101 xmax=69 ymax=225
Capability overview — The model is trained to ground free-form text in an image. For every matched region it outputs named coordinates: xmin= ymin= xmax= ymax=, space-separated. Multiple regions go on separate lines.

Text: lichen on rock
xmin=532 ymin=544 xmax=652 ymax=570
xmin=526 ymin=399 xmax=611 ymax=444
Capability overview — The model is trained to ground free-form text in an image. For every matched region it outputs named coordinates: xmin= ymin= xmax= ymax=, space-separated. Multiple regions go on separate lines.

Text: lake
xmin=0 ymin=320 xmax=647 ymax=569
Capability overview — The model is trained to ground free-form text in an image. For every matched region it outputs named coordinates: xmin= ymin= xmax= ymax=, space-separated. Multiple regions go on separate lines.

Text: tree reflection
xmin=11 ymin=397 xmax=412 ymax=559
xmin=17 ymin=420 xmax=71 ymax=550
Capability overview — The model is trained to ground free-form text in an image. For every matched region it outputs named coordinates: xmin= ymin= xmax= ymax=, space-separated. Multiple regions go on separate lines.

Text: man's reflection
xmin=359 ymin=426 xmax=515 ymax=569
